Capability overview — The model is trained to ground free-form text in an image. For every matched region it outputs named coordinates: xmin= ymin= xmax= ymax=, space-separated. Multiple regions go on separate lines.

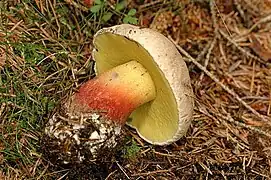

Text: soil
xmin=0 ymin=0 xmax=271 ymax=179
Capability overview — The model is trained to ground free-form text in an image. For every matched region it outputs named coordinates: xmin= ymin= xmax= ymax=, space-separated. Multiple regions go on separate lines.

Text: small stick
xmin=152 ymin=149 xmax=181 ymax=158
xmin=250 ymin=169 xmax=270 ymax=178
xmin=268 ymin=94 xmax=271 ymax=116
xmin=217 ymin=113 xmax=271 ymax=138
xmin=196 ymin=105 xmax=271 ymax=139
xmin=132 ymin=169 xmax=172 ymax=177
xmin=127 ymin=130 xmax=145 ymax=147
xmin=47 ymin=0 xmax=61 ymax=39
xmin=198 ymin=161 xmax=213 ymax=175
xmin=116 ymin=162 xmax=130 ymax=179
xmin=139 ymin=0 xmax=164 ymax=9
xmin=105 ymin=170 xmax=117 ymax=180
xmin=0 ymin=93 xmax=16 ymax=97
xmin=250 ymin=60 xmax=255 ymax=93
xmin=209 ymin=0 xmax=219 ymax=33
xmin=56 ymin=172 xmax=69 ymax=180
xmin=248 ymin=14 xmax=271 ymax=34
xmin=212 ymin=0 xmax=231 ymax=36
xmin=0 ymin=103 xmax=6 ymax=120
xmin=198 ymin=0 xmax=219 ymax=82
xmin=219 ymin=29 xmax=265 ymax=64
xmin=168 ymin=36 xmax=269 ymax=122
xmin=198 ymin=37 xmax=216 ymax=82
xmin=234 ymin=0 xmax=247 ymax=24
xmin=63 ymin=0 xmax=89 ymax=12
xmin=195 ymin=39 xmax=213 ymax=62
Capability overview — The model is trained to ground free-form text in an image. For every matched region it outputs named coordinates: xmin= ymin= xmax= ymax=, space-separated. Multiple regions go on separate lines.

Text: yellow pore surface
xmin=93 ymin=33 xmax=179 ymax=144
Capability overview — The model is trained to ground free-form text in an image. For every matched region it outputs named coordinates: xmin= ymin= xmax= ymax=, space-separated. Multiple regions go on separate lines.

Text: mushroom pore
xmin=69 ymin=60 xmax=156 ymax=124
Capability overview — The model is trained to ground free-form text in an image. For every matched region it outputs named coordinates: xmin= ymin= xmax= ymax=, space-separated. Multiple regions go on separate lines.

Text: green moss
xmin=122 ymin=138 xmax=140 ymax=159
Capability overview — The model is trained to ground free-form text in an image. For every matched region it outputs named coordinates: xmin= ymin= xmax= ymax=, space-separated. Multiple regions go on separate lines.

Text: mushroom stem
xmin=69 ymin=60 xmax=156 ymax=124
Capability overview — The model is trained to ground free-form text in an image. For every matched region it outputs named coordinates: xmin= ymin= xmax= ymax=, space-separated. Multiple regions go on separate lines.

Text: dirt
xmin=1 ymin=0 xmax=271 ymax=179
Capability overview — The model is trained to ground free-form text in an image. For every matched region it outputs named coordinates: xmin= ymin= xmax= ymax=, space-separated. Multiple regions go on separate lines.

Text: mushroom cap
xmin=92 ymin=24 xmax=194 ymax=145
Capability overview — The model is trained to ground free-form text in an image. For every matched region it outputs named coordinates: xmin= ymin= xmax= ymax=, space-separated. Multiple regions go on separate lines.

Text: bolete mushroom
xmin=43 ymin=24 xmax=194 ymax=164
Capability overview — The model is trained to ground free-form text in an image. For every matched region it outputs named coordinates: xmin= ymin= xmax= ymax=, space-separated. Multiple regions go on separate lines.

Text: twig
xmin=234 ymin=0 xmax=247 ymax=25
xmin=105 ymin=170 xmax=117 ymax=180
xmin=219 ymin=42 xmax=231 ymax=67
xmin=248 ymin=14 xmax=271 ymax=34
xmin=195 ymin=40 xmax=213 ymax=62
xmin=198 ymin=161 xmax=213 ymax=175
xmin=268 ymin=95 xmax=271 ymax=116
xmin=31 ymin=158 xmax=41 ymax=176
xmin=198 ymin=37 xmax=217 ymax=82
xmin=251 ymin=169 xmax=270 ymax=178
xmin=213 ymin=0 xmax=231 ymax=36
xmin=0 ymin=93 xmax=16 ymax=97
xmin=63 ymin=0 xmax=88 ymax=12
xmin=209 ymin=0 xmax=219 ymax=34
xmin=127 ymin=129 xmax=145 ymax=147
xmin=219 ymin=29 xmax=266 ymax=64
xmin=56 ymin=172 xmax=69 ymax=180
xmin=132 ymin=169 xmax=172 ymax=177
xmin=116 ymin=161 xmax=130 ymax=179
xmin=198 ymin=0 xmax=218 ymax=82
xmin=0 ymin=103 xmax=6 ymax=119
xmin=197 ymin=104 xmax=271 ymax=146
xmin=152 ymin=150 xmax=182 ymax=158
xmin=168 ymin=36 xmax=269 ymax=122
xmin=243 ymin=0 xmax=260 ymax=15
xmin=38 ymin=67 xmax=68 ymax=88
xmin=241 ymin=96 xmax=269 ymax=100
xmin=196 ymin=103 xmax=250 ymax=147
xmin=10 ymin=20 xmax=23 ymax=31
xmin=37 ymin=51 xmax=68 ymax=66
xmin=139 ymin=0 xmax=164 ymax=9
xmin=6 ymin=102 xmax=24 ymax=110
xmin=216 ymin=112 xmax=271 ymax=138
xmin=250 ymin=60 xmax=255 ymax=93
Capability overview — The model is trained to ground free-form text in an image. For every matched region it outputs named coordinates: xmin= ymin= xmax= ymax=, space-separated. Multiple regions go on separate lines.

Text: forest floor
xmin=0 ymin=0 xmax=271 ymax=179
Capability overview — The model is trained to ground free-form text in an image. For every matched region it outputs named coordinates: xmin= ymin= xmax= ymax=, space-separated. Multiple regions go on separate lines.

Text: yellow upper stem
xmin=98 ymin=60 xmax=156 ymax=108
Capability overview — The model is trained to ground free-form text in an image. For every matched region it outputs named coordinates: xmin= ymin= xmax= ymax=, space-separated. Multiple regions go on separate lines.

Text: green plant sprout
xmin=122 ymin=138 xmax=141 ymax=159
xmin=90 ymin=0 xmax=138 ymax=25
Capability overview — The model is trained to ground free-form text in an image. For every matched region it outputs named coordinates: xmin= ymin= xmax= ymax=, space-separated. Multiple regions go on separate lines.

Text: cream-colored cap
xmin=92 ymin=24 xmax=194 ymax=145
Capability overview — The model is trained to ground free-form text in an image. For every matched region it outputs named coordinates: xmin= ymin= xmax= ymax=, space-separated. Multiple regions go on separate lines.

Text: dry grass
xmin=0 ymin=0 xmax=271 ymax=179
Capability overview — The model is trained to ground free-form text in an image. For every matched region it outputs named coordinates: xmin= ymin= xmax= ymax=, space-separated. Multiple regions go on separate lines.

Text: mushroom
xmin=43 ymin=24 xmax=194 ymax=165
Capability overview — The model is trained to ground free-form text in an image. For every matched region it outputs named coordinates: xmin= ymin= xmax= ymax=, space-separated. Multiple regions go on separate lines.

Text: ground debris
xmin=0 ymin=0 xmax=271 ymax=179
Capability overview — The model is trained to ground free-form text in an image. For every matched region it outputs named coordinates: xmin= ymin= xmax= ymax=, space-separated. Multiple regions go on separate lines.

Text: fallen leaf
xmin=251 ymin=102 xmax=268 ymax=113
xmin=243 ymin=116 xmax=265 ymax=127
xmin=83 ymin=0 xmax=94 ymax=8
xmin=140 ymin=14 xmax=152 ymax=27
xmin=246 ymin=119 xmax=265 ymax=126
xmin=250 ymin=33 xmax=271 ymax=61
